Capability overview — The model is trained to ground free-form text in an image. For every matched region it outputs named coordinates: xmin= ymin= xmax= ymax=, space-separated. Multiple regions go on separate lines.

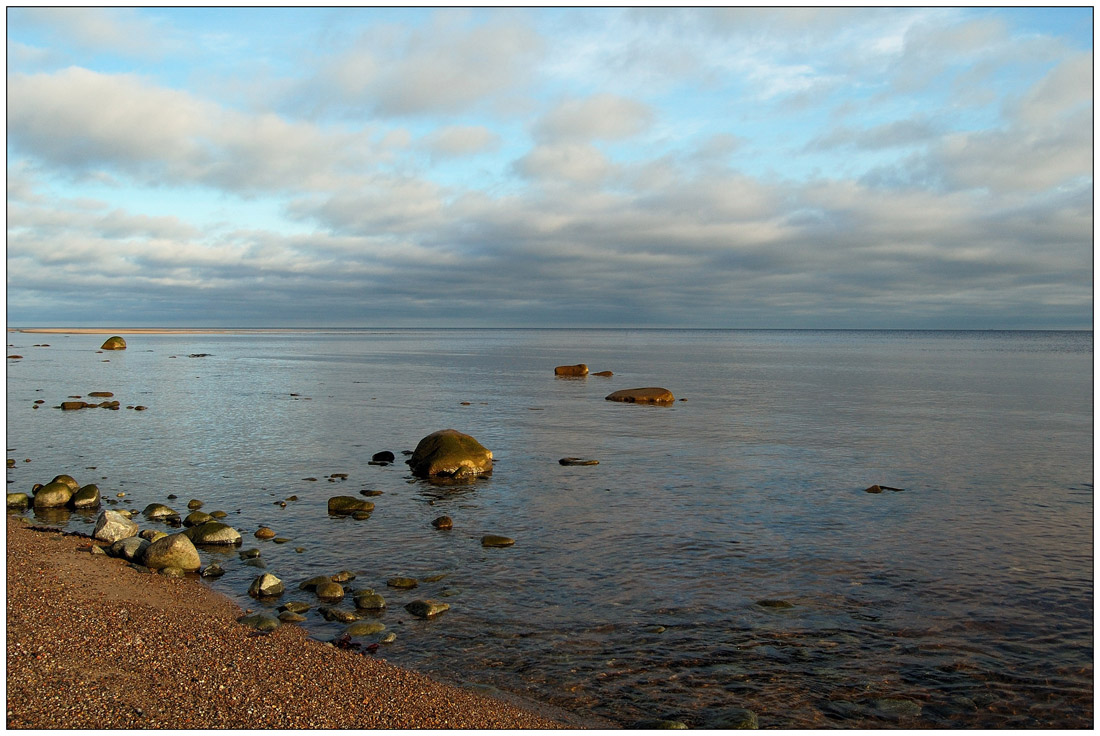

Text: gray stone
xmin=93 ymin=510 xmax=139 ymax=543
xmin=248 ymin=573 xmax=285 ymax=598
xmin=109 ymin=536 xmax=150 ymax=562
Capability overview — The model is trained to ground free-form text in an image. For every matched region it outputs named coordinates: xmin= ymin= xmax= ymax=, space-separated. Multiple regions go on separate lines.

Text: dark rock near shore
xmin=354 ymin=592 xmax=386 ymax=610
xmin=407 ymin=429 xmax=493 ymax=479
xmin=605 ymin=387 xmax=675 ymax=404
xmin=7 ymin=493 xmax=30 ymax=509
xmin=371 ymin=451 xmax=395 ymax=463
xmin=431 ymin=516 xmax=453 ymax=530
xmin=328 ymin=496 xmax=375 ymax=515
xmin=183 ymin=510 xmax=213 ymax=527
xmin=70 ymin=484 xmax=101 ymax=509
xmin=554 ymin=364 xmax=588 ymax=377
xmin=404 ymin=600 xmax=450 ymax=618
xmin=33 ymin=481 xmax=74 ymax=509
xmin=559 ymin=457 xmax=599 ymax=466
xmin=710 ymin=707 xmax=758 ymax=729
xmin=346 ymin=621 xmax=386 ymax=637
xmin=387 ymin=577 xmax=418 ymax=590
xmin=237 ymin=612 xmax=279 ymax=632
xmin=481 ymin=535 xmax=515 ymax=548
xmin=248 ymin=573 xmax=285 ymax=598
xmin=316 ymin=582 xmax=345 ymax=601
xmin=182 ymin=521 xmax=242 ymax=546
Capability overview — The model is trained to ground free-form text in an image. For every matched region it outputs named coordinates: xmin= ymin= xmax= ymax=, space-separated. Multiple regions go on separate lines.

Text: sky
xmin=5 ymin=6 xmax=1094 ymax=328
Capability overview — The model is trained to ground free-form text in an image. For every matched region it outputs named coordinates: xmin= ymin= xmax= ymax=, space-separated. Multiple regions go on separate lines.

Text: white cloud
xmin=421 ymin=126 xmax=501 ymax=158
xmin=534 ymin=94 xmax=654 ymax=142
xmin=9 ymin=7 xmax=177 ymax=58
xmin=513 ymin=143 xmax=616 ymax=185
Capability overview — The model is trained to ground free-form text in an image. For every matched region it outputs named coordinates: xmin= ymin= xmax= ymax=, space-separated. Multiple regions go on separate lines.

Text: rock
xmin=319 ymin=606 xmax=360 ymax=623
xmin=209 ymin=510 xmax=228 ymax=519
xmin=407 ymin=429 xmax=493 ymax=479
xmin=237 ymin=613 xmax=279 ymax=632
xmin=559 ymin=457 xmax=599 ymax=466
xmin=93 ymin=510 xmax=139 ymax=543
xmin=109 ymin=536 xmax=150 ymax=561
xmin=371 ymin=451 xmax=395 ymax=463
xmin=60 ymin=401 xmax=88 ymax=411
xmin=69 ymin=484 xmax=101 ymax=509
xmin=316 ymin=582 xmax=345 ymax=601
xmin=352 ymin=511 xmax=372 ymax=520
xmin=142 ymin=503 xmax=178 ymax=519
xmin=404 ymin=600 xmax=450 ymax=618
xmin=873 ymin=698 xmax=922 ymax=717
xmin=431 ymin=515 xmax=453 ymax=530
xmin=865 ymin=484 xmax=904 ymax=493
xmin=327 ymin=496 xmax=375 ymax=515
xmin=51 ymin=475 xmax=80 ymax=491
xmin=481 ymin=535 xmax=515 ymax=548
xmin=346 ymin=621 xmax=386 ymax=637
xmin=160 ymin=566 xmax=186 ymax=578
xmin=187 ymin=499 xmax=204 ymax=509
xmin=354 ymin=592 xmax=386 ymax=610
xmin=140 ymin=529 xmax=169 ymax=543
xmin=254 ymin=527 xmax=276 ymax=539
xmin=554 ymin=364 xmax=588 ymax=376
xmin=279 ymin=611 xmax=307 ymax=623
xmin=183 ymin=510 xmax=213 ymax=527
xmin=100 ymin=336 xmax=127 ymax=351
xmin=200 ymin=564 xmax=225 ymax=578
xmin=182 ymin=521 xmax=243 ymax=546
xmin=88 ymin=391 xmax=114 ymax=398
xmin=248 ymin=573 xmax=285 ymax=598
xmin=7 ymin=493 xmax=30 ymax=509
xmin=330 ymin=570 xmax=356 ymax=583
xmin=631 ymin=720 xmax=689 ymax=729
xmin=711 ymin=707 xmax=758 ymax=729
xmin=298 ymin=575 xmax=332 ymax=591
xmin=279 ymin=601 xmax=311 ymax=614
xmin=33 ymin=481 xmax=74 ymax=509
xmin=142 ymin=532 xmax=201 ymax=572
xmin=605 ymin=387 xmax=675 ymax=404
xmin=359 ymin=490 xmax=383 ymax=497
xmin=386 ymin=577 xmax=418 ymax=590
xmin=756 ymin=599 xmax=794 ymax=609
xmin=380 ymin=632 xmax=397 ymax=644
xmin=592 ymin=370 xmax=614 ymax=377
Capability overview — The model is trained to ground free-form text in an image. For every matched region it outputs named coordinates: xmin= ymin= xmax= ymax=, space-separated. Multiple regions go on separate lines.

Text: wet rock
xmin=142 ymin=532 xmax=201 ymax=572
xmin=404 ymin=599 xmax=450 ymax=618
xmin=298 ymin=575 xmax=332 ymax=591
xmin=592 ymin=370 xmax=614 ymax=377
xmin=183 ymin=510 xmax=213 ymax=527
xmin=380 ymin=632 xmax=397 ymax=644
xmin=209 ymin=510 xmax=228 ymax=519
xmin=237 ymin=613 xmax=279 ymax=632
xmin=371 ymin=451 xmax=395 ymax=463
xmin=407 ymin=429 xmax=493 ymax=479
xmin=559 ymin=457 xmax=599 ymax=466
xmin=93 ymin=510 xmax=139 ymax=543
xmin=33 ymin=481 xmax=74 ymax=509
xmin=239 ymin=548 xmax=262 ymax=559
xmin=88 ymin=391 xmax=114 ymax=398
xmin=160 ymin=566 xmax=186 ymax=578
xmin=431 ymin=515 xmax=453 ymax=530
xmin=319 ymin=606 xmax=360 ymax=623
xmin=187 ymin=499 xmax=204 ymax=509
xmin=481 ymin=534 xmax=515 ymax=548
xmin=316 ymin=582 xmax=345 ymax=601
xmin=346 ymin=621 xmax=386 ymax=637
xmin=605 ymin=387 xmax=675 ymax=404
xmin=631 ymin=719 xmax=689 ymax=729
xmin=182 ymin=521 xmax=243 ymax=546
xmin=100 ymin=336 xmax=127 ymax=351
xmin=200 ymin=564 xmax=225 ymax=579
xmin=354 ymin=592 xmax=386 ymax=610
xmin=352 ymin=511 xmax=372 ymax=520
xmin=330 ymin=570 xmax=356 ymax=583
xmin=52 ymin=475 xmax=80 ymax=491
xmin=142 ymin=503 xmax=179 ymax=520
xmin=254 ymin=527 xmax=276 ymax=539
xmin=864 ymin=484 xmax=904 ymax=493
xmin=69 ymin=484 xmax=101 ymax=509
xmin=279 ymin=601 xmax=311 ymax=614
xmin=873 ymin=698 xmax=922 ymax=717
xmin=327 ymin=496 xmax=375 ymax=515
xmin=359 ymin=490 xmax=383 ymax=497
xmin=248 ymin=573 xmax=285 ymax=598
xmin=140 ymin=529 xmax=169 ymax=543
xmin=279 ymin=611 xmax=307 ymax=623
xmin=7 ymin=493 xmax=30 ymax=509
xmin=387 ymin=577 xmax=418 ymax=590
xmin=756 ymin=599 xmax=794 ymax=609
xmin=554 ymin=364 xmax=588 ymax=376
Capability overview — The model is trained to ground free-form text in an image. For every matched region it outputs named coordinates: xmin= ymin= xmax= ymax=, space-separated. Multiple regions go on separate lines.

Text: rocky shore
xmin=5 ymin=520 xmax=581 ymax=729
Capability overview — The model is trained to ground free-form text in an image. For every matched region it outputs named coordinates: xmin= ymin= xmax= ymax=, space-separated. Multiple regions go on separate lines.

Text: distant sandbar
xmin=13 ymin=328 xmax=302 ymax=335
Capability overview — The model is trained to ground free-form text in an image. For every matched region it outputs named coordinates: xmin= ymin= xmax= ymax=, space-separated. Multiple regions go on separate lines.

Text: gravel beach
xmin=5 ymin=520 xmax=585 ymax=729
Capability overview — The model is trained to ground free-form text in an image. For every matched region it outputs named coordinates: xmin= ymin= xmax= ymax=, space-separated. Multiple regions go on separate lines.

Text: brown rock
xmin=554 ymin=364 xmax=588 ymax=377
xmin=605 ymin=387 xmax=675 ymax=404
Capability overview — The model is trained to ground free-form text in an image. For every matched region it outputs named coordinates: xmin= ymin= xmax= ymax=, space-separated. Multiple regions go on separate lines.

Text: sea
xmin=5 ymin=328 xmax=1093 ymax=728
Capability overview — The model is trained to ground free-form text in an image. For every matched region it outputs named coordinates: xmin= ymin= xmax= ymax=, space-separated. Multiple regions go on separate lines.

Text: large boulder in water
xmin=605 ymin=387 xmax=675 ymax=404
xmin=554 ymin=364 xmax=588 ymax=377
xmin=407 ymin=429 xmax=493 ymax=479
xmin=32 ymin=481 xmax=73 ymax=509
xmin=142 ymin=532 xmax=201 ymax=572
xmin=70 ymin=484 xmax=101 ymax=509
xmin=93 ymin=510 xmax=139 ymax=543
xmin=100 ymin=336 xmax=127 ymax=350
xmin=183 ymin=520 xmax=243 ymax=546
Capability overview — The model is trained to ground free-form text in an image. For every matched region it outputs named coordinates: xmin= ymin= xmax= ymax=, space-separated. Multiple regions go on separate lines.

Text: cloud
xmin=420 ymin=126 xmax=501 ymax=159
xmin=8 ymin=7 xmax=177 ymax=59
xmin=808 ymin=117 xmax=942 ymax=152
xmin=534 ymin=94 xmax=654 ymax=142
xmin=513 ymin=143 xmax=616 ymax=185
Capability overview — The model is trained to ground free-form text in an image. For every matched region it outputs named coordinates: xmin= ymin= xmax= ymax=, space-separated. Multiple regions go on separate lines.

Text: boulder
xmin=248 ymin=573 xmax=285 ymax=598
xmin=371 ymin=451 xmax=395 ymax=463
xmin=140 ymin=529 xmax=169 ymax=543
xmin=346 ymin=621 xmax=386 ymax=637
xmin=315 ymin=582 xmax=345 ymax=601
xmin=109 ymin=536 xmax=150 ymax=562
xmin=60 ymin=401 xmax=88 ymax=411
xmin=183 ymin=510 xmax=213 ymax=527
xmin=51 ymin=475 xmax=80 ymax=491
xmin=187 ymin=499 xmax=204 ymax=509
xmin=481 ymin=534 xmax=515 ymax=548
xmin=93 ymin=510 xmax=139 ymax=543
xmin=407 ymin=429 xmax=493 ymax=479
xmin=431 ymin=516 xmax=453 ymax=530
xmin=70 ymin=484 xmax=101 ymax=509
xmin=183 ymin=521 xmax=242 ymax=546
xmin=554 ymin=364 xmax=588 ymax=377
xmin=605 ymin=387 xmax=675 ymax=404
xmin=142 ymin=532 xmax=201 ymax=572
xmin=142 ymin=503 xmax=179 ymax=519
xmin=100 ymin=336 xmax=127 ymax=351
xmin=327 ymin=496 xmax=375 ymax=515
xmin=254 ymin=527 xmax=276 ymax=539
xmin=404 ymin=600 xmax=450 ymax=618
xmin=354 ymin=592 xmax=386 ymax=610
xmin=33 ymin=481 xmax=74 ymax=509
xmin=7 ymin=493 xmax=30 ymax=509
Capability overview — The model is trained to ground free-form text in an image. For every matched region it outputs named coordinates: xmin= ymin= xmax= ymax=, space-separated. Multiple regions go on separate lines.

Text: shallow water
xmin=6 ymin=329 xmax=1093 ymax=727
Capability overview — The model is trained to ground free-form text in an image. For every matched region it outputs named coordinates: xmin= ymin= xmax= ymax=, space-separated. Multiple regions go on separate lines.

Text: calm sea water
xmin=6 ymin=329 xmax=1093 ymax=727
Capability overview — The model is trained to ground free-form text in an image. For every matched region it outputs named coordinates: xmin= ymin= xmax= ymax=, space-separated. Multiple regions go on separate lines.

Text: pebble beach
xmin=5 ymin=520 xmax=587 ymax=730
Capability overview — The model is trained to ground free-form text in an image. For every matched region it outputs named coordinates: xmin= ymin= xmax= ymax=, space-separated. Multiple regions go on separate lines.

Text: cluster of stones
xmin=7 ymin=474 xmax=101 ymax=511
xmin=60 ymin=391 xmax=122 ymax=411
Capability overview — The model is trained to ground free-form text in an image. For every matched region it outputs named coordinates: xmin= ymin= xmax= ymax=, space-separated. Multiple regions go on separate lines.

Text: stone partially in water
xmin=183 ymin=510 xmax=213 ymax=527
xmin=431 ymin=516 xmax=453 ymax=530
xmin=254 ymin=527 xmax=276 ymax=539
xmin=327 ymin=496 xmax=375 ymax=515
xmin=51 ymin=475 xmax=80 ymax=491
xmin=554 ymin=364 xmax=588 ymax=377
xmin=407 ymin=429 xmax=493 ymax=479
xmin=248 ymin=573 xmax=285 ymax=598
xmin=354 ymin=592 xmax=386 ymax=610
xmin=710 ymin=707 xmax=759 ymax=729
xmin=346 ymin=621 xmax=386 ymax=637
xmin=605 ymin=387 xmax=675 ymax=404
xmin=315 ymin=582 xmax=345 ymax=601
xmin=481 ymin=535 xmax=515 ymax=548
xmin=7 ymin=493 xmax=30 ymax=509
xmin=756 ymin=599 xmax=794 ymax=609
xmin=387 ymin=577 xmax=418 ymax=590
xmin=631 ymin=719 xmax=689 ymax=729
xmin=404 ymin=600 xmax=450 ymax=618
xmin=142 ymin=503 xmax=178 ymax=519
xmin=183 ymin=521 xmax=242 ymax=546
xmin=279 ymin=601 xmax=311 ymax=614
xmin=279 ymin=611 xmax=307 ymax=623
xmin=33 ymin=481 xmax=73 ymax=509
xmin=873 ymin=698 xmax=922 ymax=717
xmin=100 ymin=336 xmax=127 ymax=351
xmin=559 ymin=457 xmax=599 ymax=466
xmin=109 ymin=536 xmax=150 ymax=562
xmin=70 ymin=484 xmax=101 ymax=509
xmin=238 ymin=613 xmax=279 ymax=632
xmin=371 ymin=451 xmax=395 ymax=463
xmin=319 ymin=606 xmax=360 ymax=623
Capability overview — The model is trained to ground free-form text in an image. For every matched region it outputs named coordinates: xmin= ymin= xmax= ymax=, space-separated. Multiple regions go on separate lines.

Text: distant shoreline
xmin=12 ymin=328 xmax=306 ymax=335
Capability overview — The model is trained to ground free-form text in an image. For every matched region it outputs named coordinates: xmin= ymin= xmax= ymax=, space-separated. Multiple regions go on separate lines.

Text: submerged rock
xmin=404 ymin=599 xmax=450 ymax=618
xmin=554 ymin=364 xmax=588 ymax=377
xmin=431 ymin=515 xmax=453 ymax=530
xmin=327 ymin=496 xmax=375 ymax=515
xmin=592 ymin=370 xmax=614 ymax=377
xmin=100 ymin=336 xmax=127 ymax=351
xmin=315 ymin=582 xmax=345 ymax=601
xmin=183 ymin=510 xmax=213 ymax=527
xmin=354 ymin=592 xmax=386 ymax=610
xmin=7 ymin=493 xmax=30 ymax=509
xmin=346 ymin=621 xmax=386 ymax=637
xmin=559 ymin=457 xmax=599 ymax=466
xmin=386 ymin=577 xmax=418 ymax=590
xmin=605 ymin=387 xmax=675 ymax=404
xmin=407 ymin=429 xmax=493 ymax=479
xmin=710 ymin=707 xmax=759 ymax=729
xmin=481 ymin=534 xmax=515 ymax=548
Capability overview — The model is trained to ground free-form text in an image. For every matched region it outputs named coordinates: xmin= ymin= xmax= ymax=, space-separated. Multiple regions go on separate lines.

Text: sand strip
xmin=5 ymin=520 xmax=587 ymax=729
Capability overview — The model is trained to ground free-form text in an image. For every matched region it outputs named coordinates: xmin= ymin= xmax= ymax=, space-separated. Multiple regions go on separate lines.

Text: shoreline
xmin=12 ymin=328 xmax=306 ymax=335
xmin=5 ymin=520 xmax=598 ymax=729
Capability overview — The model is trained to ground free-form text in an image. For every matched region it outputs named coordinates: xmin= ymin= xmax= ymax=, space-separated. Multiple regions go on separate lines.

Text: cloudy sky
xmin=6 ymin=6 xmax=1093 ymax=328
